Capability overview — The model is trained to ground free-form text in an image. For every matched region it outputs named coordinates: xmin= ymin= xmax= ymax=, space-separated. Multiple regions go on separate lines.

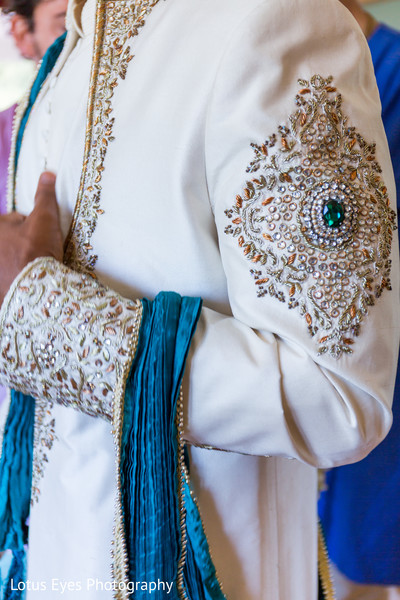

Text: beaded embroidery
xmin=31 ymin=398 xmax=57 ymax=504
xmin=225 ymin=75 xmax=396 ymax=358
xmin=0 ymin=257 xmax=141 ymax=504
xmin=63 ymin=0 xmax=162 ymax=275
xmin=0 ymin=258 xmax=141 ymax=421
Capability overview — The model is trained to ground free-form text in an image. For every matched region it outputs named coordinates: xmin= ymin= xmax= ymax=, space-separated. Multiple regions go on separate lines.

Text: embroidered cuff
xmin=0 ymin=257 xmax=142 ymax=421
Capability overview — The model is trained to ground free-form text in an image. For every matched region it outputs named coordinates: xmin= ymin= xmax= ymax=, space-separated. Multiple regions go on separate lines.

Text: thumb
xmin=25 ymin=171 xmax=64 ymax=263
xmin=32 ymin=171 xmax=58 ymax=215
xmin=39 ymin=171 xmax=56 ymax=184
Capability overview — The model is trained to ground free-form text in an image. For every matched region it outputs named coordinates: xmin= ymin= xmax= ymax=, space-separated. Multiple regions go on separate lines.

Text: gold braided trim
xmin=111 ymin=301 xmax=143 ymax=600
xmin=318 ymin=520 xmax=336 ymax=600
xmin=176 ymin=387 xmax=189 ymax=599
xmin=63 ymin=0 xmax=162 ymax=274
xmin=176 ymin=388 xmax=226 ymax=600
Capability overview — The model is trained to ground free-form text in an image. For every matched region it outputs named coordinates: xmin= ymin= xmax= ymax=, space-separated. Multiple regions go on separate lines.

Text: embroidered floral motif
xmin=31 ymin=398 xmax=57 ymax=505
xmin=0 ymin=257 xmax=142 ymax=421
xmin=225 ymin=75 xmax=396 ymax=358
xmin=64 ymin=0 xmax=162 ymax=275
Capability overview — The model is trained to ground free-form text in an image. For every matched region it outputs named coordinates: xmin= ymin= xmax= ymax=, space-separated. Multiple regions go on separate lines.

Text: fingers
xmin=38 ymin=171 xmax=56 ymax=186
xmin=0 ymin=212 xmax=26 ymax=225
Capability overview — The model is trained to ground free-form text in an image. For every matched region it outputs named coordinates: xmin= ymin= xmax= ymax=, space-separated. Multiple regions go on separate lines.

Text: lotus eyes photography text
xmin=10 ymin=578 xmax=174 ymax=594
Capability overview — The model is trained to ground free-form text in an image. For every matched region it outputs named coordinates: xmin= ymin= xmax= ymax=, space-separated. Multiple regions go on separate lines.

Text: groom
xmin=0 ymin=1 xmax=398 ymax=598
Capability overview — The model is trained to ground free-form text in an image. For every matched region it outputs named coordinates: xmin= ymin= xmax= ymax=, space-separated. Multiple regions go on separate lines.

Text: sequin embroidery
xmin=0 ymin=258 xmax=142 ymax=421
xmin=31 ymin=398 xmax=57 ymax=505
xmin=225 ymin=75 xmax=396 ymax=358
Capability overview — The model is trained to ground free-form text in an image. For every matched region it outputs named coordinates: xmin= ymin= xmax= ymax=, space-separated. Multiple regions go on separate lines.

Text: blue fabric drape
xmin=121 ymin=292 xmax=225 ymax=599
xmin=0 ymin=393 xmax=34 ymax=598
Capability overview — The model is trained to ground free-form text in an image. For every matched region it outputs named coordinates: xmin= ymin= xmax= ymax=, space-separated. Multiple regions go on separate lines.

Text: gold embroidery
xmin=0 ymin=257 xmax=142 ymax=422
xmin=318 ymin=521 xmax=336 ymax=600
xmin=225 ymin=75 xmax=396 ymax=358
xmin=31 ymin=398 xmax=57 ymax=505
xmin=63 ymin=0 xmax=162 ymax=274
xmin=57 ymin=0 xmax=164 ymax=592
xmin=176 ymin=389 xmax=225 ymax=599
xmin=111 ymin=301 xmax=142 ymax=600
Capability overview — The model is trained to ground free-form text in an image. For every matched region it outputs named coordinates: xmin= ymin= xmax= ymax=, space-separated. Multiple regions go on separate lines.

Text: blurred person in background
xmin=319 ymin=1 xmax=400 ymax=599
xmin=0 ymin=0 xmax=67 ymax=214
xmin=0 ymin=0 xmax=67 ymax=410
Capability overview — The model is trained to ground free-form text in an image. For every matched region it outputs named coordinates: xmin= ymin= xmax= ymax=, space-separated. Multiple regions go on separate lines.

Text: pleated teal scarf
xmin=0 ymin=393 xmax=33 ymax=598
xmin=122 ymin=293 xmax=225 ymax=599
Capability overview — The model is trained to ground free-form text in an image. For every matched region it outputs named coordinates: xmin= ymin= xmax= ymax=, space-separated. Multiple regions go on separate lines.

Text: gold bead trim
xmin=111 ymin=300 xmax=143 ymax=600
xmin=318 ymin=520 xmax=336 ymax=600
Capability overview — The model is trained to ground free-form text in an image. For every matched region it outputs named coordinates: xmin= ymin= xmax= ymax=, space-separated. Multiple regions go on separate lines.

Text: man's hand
xmin=0 ymin=172 xmax=63 ymax=305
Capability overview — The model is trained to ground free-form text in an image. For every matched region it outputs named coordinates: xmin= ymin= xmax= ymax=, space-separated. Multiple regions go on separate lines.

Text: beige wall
xmin=366 ymin=0 xmax=400 ymax=29
xmin=0 ymin=12 xmax=34 ymax=110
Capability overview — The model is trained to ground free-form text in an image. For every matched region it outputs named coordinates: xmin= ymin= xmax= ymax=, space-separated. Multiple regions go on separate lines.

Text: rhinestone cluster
xmin=225 ymin=75 xmax=396 ymax=358
xmin=300 ymin=180 xmax=356 ymax=248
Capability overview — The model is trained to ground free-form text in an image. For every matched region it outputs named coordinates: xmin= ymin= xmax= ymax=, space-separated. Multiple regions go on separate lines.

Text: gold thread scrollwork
xmin=63 ymin=0 xmax=162 ymax=275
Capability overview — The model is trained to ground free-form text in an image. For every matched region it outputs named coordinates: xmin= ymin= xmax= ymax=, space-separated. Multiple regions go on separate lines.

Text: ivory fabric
xmin=6 ymin=0 xmax=399 ymax=598
xmin=332 ymin=565 xmax=400 ymax=600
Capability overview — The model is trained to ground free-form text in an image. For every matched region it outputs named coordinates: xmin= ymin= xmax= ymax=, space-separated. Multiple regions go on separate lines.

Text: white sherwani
xmin=1 ymin=0 xmax=399 ymax=598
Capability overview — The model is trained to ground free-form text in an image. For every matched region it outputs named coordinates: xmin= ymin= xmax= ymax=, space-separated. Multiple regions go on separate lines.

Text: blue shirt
xmin=319 ymin=23 xmax=400 ymax=585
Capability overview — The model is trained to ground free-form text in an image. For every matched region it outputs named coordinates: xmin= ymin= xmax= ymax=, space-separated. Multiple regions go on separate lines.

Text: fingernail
xmin=40 ymin=171 xmax=56 ymax=184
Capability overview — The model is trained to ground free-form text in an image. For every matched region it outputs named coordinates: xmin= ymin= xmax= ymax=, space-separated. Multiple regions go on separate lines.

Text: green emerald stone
xmin=322 ymin=200 xmax=345 ymax=228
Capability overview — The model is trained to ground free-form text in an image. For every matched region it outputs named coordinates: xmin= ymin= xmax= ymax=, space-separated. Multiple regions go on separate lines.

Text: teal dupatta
xmin=0 ymin=393 xmax=33 ymax=598
xmin=122 ymin=293 xmax=225 ymax=599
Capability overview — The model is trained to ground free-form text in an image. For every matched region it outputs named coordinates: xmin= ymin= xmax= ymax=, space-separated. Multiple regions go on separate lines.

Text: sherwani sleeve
xmin=0 ymin=257 xmax=142 ymax=422
xmin=182 ymin=0 xmax=400 ymax=468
